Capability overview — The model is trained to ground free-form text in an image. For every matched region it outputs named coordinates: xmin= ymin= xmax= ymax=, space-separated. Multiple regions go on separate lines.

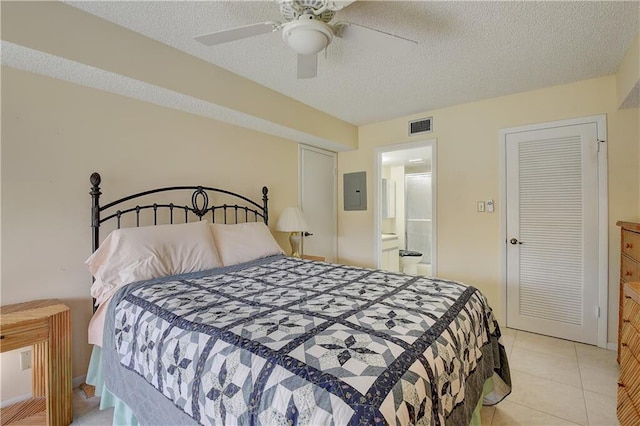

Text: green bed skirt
xmin=86 ymin=345 xmax=490 ymax=425
xmin=86 ymin=346 xmax=139 ymax=426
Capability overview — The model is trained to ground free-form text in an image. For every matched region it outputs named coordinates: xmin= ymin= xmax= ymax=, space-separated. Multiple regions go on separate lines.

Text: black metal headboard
xmin=89 ymin=172 xmax=269 ymax=254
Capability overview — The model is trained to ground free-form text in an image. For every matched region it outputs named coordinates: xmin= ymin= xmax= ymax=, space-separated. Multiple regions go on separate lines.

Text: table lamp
xmin=275 ymin=207 xmax=309 ymax=257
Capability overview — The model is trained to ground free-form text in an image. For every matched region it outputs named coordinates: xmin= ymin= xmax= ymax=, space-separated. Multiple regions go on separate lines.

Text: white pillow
xmin=210 ymin=222 xmax=284 ymax=266
xmin=87 ymin=220 xmax=222 ymax=305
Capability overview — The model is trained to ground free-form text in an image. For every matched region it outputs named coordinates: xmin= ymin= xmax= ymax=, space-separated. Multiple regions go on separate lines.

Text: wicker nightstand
xmin=0 ymin=299 xmax=72 ymax=425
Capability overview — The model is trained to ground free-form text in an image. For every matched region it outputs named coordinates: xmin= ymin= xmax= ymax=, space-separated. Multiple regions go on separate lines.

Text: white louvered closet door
xmin=506 ymin=123 xmax=599 ymax=344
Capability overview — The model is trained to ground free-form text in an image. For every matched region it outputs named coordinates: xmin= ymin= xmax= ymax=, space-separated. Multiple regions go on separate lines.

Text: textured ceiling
xmin=62 ymin=1 xmax=639 ymax=125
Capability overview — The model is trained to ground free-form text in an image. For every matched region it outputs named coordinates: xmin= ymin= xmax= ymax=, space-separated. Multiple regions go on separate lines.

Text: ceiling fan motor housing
xmin=278 ymin=0 xmax=336 ymax=23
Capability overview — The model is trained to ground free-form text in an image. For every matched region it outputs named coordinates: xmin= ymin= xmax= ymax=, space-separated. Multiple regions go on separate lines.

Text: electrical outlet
xmin=477 ymin=201 xmax=485 ymax=212
xmin=20 ymin=349 xmax=32 ymax=371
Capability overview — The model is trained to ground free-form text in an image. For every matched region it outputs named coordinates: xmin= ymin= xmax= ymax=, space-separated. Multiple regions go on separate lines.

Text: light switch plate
xmin=477 ymin=201 xmax=485 ymax=212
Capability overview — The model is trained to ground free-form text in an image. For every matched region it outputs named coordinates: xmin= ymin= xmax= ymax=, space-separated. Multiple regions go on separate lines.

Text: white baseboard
xmin=0 ymin=393 xmax=31 ymax=409
xmin=73 ymin=374 xmax=87 ymax=389
xmin=607 ymin=341 xmax=617 ymax=351
xmin=0 ymin=375 xmax=88 ymax=408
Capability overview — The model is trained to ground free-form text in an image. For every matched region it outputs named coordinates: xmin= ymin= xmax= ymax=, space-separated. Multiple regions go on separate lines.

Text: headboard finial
xmin=90 ymin=172 xmax=102 ymax=312
xmin=90 ymin=172 xmax=102 ymax=187
xmin=262 ymin=186 xmax=269 ymax=224
xmin=90 ymin=172 xmax=102 ymax=257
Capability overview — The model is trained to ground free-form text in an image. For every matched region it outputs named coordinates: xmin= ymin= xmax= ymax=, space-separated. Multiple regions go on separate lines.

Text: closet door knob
xmin=510 ymin=238 xmax=523 ymax=245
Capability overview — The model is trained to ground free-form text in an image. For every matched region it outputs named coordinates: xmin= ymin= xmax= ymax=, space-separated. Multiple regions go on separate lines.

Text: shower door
xmin=405 ymin=173 xmax=431 ymax=264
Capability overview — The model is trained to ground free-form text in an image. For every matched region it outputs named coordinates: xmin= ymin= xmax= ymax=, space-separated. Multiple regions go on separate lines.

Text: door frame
xmin=298 ymin=144 xmax=338 ymax=262
xmin=499 ymin=114 xmax=608 ymax=348
xmin=374 ymin=139 xmax=437 ymax=274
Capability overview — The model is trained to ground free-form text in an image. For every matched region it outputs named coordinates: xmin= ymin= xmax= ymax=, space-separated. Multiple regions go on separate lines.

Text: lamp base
xmin=289 ymin=232 xmax=302 ymax=257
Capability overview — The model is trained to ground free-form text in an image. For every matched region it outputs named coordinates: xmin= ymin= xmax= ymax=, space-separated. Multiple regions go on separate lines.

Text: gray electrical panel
xmin=343 ymin=171 xmax=367 ymax=211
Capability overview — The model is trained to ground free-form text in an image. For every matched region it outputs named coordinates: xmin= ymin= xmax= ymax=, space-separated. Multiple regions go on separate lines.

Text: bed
xmin=85 ymin=172 xmax=511 ymax=425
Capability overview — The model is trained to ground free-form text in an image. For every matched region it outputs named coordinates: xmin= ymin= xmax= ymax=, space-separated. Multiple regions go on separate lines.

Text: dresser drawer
xmin=618 ymin=385 xmax=640 ymax=426
xmin=0 ymin=321 xmax=48 ymax=352
xmin=623 ymin=321 xmax=640 ymax=351
xmin=621 ymin=329 xmax=640 ymax=387
xmin=622 ymin=230 xmax=640 ymax=263
xmin=624 ymin=296 xmax=640 ymax=330
xmin=622 ymin=255 xmax=639 ymax=282
xmin=622 ymin=325 xmax=640 ymax=362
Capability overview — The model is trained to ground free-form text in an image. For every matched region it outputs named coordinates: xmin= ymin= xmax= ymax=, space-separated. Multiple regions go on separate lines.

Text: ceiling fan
xmin=195 ymin=0 xmax=418 ymax=79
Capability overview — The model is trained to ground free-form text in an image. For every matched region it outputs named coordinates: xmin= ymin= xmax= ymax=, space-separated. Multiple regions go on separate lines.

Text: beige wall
xmin=1 ymin=67 xmax=300 ymax=401
xmin=1 ymin=1 xmax=358 ymax=151
xmin=338 ymin=76 xmax=640 ymax=344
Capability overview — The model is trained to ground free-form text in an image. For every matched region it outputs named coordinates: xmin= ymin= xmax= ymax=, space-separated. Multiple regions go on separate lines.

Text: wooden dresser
xmin=0 ymin=299 xmax=72 ymax=426
xmin=618 ymin=221 xmax=640 ymax=359
xmin=618 ymin=282 xmax=640 ymax=425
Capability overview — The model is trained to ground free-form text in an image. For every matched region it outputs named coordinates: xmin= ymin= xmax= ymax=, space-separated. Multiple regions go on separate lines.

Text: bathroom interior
xmin=380 ymin=144 xmax=434 ymax=276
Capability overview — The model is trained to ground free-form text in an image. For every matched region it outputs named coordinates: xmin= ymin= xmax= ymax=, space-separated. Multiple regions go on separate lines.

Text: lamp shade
xmin=275 ymin=207 xmax=309 ymax=232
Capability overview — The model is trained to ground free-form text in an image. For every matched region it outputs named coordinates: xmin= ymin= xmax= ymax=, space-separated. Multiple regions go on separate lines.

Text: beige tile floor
xmin=72 ymin=389 xmax=112 ymax=425
xmin=482 ymin=328 xmax=620 ymax=426
xmin=72 ymin=328 xmax=620 ymax=425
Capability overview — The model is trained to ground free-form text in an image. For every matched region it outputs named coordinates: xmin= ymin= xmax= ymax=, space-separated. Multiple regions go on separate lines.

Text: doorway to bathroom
xmin=375 ymin=140 xmax=436 ymax=276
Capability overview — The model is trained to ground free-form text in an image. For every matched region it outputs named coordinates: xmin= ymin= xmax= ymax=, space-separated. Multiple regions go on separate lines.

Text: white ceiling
xmin=59 ymin=1 xmax=639 ymax=126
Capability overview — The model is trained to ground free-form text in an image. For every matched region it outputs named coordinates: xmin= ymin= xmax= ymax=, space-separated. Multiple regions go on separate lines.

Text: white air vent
xmin=409 ymin=117 xmax=433 ymax=136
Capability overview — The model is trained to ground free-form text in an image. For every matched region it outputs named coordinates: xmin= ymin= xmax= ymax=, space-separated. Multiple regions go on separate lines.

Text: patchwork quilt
xmin=103 ymin=255 xmax=511 ymax=425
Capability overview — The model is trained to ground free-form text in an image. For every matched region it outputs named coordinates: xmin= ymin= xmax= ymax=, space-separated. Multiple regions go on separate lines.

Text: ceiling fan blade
xmin=195 ymin=21 xmax=280 ymax=46
xmin=297 ymin=54 xmax=317 ymax=79
xmin=334 ymin=22 xmax=418 ymax=53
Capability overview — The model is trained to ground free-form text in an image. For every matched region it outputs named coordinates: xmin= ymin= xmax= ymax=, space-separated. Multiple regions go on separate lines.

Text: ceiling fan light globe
xmin=282 ymin=20 xmax=333 ymax=55
xmin=286 ymin=30 xmax=328 ymax=55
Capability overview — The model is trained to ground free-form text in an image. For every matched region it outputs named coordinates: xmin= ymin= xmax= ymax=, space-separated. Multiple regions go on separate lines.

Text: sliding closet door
xmin=505 ymin=122 xmax=600 ymax=344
